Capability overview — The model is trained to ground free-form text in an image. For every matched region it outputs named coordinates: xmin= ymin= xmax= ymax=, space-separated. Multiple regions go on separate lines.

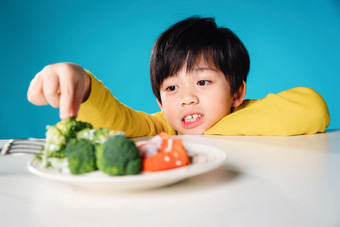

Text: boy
xmin=27 ymin=16 xmax=330 ymax=136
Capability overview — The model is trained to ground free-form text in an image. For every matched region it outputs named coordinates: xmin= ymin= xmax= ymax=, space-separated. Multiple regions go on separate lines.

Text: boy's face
xmin=157 ymin=60 xmax=244 ymax=135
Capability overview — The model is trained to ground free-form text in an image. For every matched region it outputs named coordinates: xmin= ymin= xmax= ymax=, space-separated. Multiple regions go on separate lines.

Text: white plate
xmin=27 ymin=142 xmax=227 ymax=191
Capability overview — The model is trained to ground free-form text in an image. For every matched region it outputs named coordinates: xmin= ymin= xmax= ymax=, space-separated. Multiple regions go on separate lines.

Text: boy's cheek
xmin=163 ymin=109 xmax=178 ymax=129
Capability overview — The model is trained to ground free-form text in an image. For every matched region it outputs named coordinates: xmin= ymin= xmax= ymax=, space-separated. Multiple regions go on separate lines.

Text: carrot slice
xmin=137 ymin=132 xmax=190 ymax=172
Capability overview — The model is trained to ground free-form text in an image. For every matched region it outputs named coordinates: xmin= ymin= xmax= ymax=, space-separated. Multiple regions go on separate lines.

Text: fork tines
xmin=1 ymin=139 xmax=45 ymax=156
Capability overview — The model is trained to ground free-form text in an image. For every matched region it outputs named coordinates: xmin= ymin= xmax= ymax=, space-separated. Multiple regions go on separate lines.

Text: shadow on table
xmin=138 ymin=165 xmax=241 ymax=194
xmin=68 ymin=164 xmax=241 ymax=196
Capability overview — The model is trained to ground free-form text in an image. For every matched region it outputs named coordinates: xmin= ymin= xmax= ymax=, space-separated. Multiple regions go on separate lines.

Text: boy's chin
xmin=177 ymin=128 xmax=205 ymax=135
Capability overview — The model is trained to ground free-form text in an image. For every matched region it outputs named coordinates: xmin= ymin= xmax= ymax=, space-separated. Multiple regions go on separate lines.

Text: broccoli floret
xmin=92 ymin=128 xmax=116 ymax=144
xmin=48 ymin=157 xmax=68 ymax=172
xmin=64 ymin=138 xmax=96 ymax=174
xmin=42 ymin=118 xmax=141 ymax=176
xmin=96 ymin=135 xmax=141 ymax=176
xmin=42 ymin=125 xmax=67 ymax=166
xmin=56 ymin=117 xmax=93 ymax=139
xmin=46 ymin=125 xmax=67 ymax=147
xmin=42 ymin=118 xmax=93 ymax=167
xmin=76 ymin=128 xmax=95 ymax=140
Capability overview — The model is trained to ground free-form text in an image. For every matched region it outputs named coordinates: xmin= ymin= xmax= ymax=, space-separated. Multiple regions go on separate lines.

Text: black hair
xmin=150 ymin=16 xmax=250 ymax=103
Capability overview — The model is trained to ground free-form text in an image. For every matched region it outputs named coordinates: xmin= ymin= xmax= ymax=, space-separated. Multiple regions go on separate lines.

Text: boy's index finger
xmin=59 ymin=87 xmax=75 ymax=120
xmin=55 ymin=63 xmax=88 ymax=120
xmin=58 ymin=75 xmax=77 ymax=120
xmin=72 ymin=82 xmax=86 ymax=119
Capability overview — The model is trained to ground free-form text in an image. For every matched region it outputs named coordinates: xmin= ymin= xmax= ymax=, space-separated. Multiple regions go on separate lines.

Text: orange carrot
xmin=137 ymin=132 xmax=190 ymax=172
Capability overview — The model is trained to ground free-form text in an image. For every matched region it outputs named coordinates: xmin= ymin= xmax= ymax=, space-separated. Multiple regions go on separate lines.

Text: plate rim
xmin=27 ymin=142 xmax=227 ymax=188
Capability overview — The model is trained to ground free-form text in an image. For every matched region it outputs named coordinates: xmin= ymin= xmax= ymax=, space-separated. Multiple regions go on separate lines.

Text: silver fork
xmin=0 ymin=139 xmax=45 ymax=156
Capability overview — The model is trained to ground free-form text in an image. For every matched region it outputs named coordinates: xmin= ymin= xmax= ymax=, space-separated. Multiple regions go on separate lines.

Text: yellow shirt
xmin=77 ymin=72 xmax=330 ymax=137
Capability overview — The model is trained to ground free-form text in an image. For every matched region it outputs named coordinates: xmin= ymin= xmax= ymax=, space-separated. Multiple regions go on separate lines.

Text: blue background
xmin=1 ymin=0 xmax=339 ymax=139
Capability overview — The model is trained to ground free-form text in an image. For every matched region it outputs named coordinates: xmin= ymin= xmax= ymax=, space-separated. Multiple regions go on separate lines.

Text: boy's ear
xmin=231 ymin=81 xmax=246 ymax=108
xmin=157 ymin=99 xmax=163 ymax=111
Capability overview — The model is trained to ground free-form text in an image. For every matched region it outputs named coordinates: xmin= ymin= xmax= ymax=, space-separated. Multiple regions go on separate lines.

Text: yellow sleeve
xmin=204 ymin=87 xmax=330 ymax=136
xmin=77 ymin=71 xmax=176 ymax=137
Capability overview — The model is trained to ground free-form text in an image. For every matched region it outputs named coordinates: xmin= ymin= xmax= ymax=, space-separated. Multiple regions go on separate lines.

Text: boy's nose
xmin=180 ymin=90 xmax=199 ymax=106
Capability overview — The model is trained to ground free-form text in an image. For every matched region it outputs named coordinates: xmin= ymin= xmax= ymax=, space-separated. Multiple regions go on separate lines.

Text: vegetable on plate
xmin=39 ymin=117 xmax=189 ymax=176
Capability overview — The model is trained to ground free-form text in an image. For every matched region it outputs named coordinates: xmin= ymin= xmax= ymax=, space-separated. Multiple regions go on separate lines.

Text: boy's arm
xmin=77 ymin=71 xmax=176 ymax=137
xmin=204 ymin=87 xmax=330 ymax=136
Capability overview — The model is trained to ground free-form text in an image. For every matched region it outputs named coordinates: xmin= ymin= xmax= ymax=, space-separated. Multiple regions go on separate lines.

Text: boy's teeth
xmin=184 ymin=114 xmax=202 ymax=122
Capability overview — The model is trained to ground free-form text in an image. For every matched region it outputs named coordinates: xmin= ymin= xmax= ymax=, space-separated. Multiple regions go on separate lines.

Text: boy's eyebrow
xmin=193 ymin=66 xmax=217 ymax=72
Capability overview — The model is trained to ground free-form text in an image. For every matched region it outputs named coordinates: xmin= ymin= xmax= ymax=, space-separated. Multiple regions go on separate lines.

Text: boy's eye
xmin=197 ymin=80 xmax=211 ymax=86
xmin=166 ymin=85 xmax=178 ymax=92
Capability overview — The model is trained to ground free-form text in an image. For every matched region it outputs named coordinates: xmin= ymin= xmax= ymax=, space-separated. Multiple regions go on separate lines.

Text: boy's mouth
xmin=182 ymin=113 xmax=204 ymax=129
xmin=183 ymin=114 xmax=202 ymax=123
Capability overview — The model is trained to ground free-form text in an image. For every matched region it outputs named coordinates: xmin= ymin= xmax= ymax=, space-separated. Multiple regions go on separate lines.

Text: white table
xmin=1 ymin=130 xmax=340 ymax=227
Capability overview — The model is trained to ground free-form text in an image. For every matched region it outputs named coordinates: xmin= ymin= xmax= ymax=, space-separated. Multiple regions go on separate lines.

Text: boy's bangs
xmin=185 ymin=50 xmax=220 ymax=73
xmin=168 ymin=49 xmax=220 ymax=78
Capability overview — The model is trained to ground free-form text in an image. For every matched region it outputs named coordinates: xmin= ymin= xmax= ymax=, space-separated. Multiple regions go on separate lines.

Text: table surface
xmin=1 ymin=130 xmax=340 ymax=227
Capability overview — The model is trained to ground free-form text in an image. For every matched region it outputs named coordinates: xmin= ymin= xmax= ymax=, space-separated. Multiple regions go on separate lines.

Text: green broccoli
xmin=48 ymin=157 xmax=68 ymax=172
xmin=92 ymin=128 xmax=116 ymax=144
xmin=46 ymin=125 xmax=67 ymax=148
xmin=42 ymin=117 xmax=93 ymax=167
xmin=41 ymin=118 xmax=141 ymax=176
xmin=56 ymin=117 xmax=93 ymax=139
xmin=42 ymin=125 xmax=67 ymax=166
xmin=64 ymin=138 xmax=97 ymax=174
xmin=96 ymin=135 xmax=142 ymax=176
xmin=76 ymin=128 xmax=95 ymax=140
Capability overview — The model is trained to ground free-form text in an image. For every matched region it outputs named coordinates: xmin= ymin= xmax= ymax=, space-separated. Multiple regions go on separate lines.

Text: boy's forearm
xmin=205 ymin=87 xmax=330 ymax=136
xmin=77 ymin=71 xmax=172 ymax=137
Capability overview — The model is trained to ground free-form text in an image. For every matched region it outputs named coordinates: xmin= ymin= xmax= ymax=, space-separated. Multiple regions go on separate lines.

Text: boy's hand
xmin=27 ymin=63 xmax=91 ymax=120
